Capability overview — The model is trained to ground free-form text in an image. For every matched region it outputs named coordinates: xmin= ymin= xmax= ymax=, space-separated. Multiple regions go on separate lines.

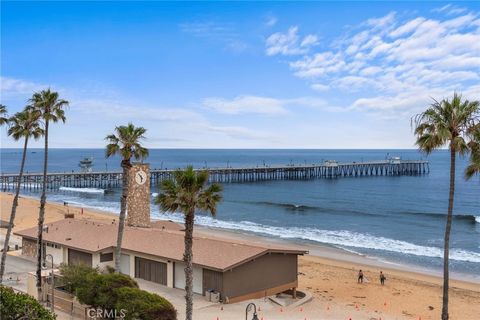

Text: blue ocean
xmin=1 ymin=149 xmax=479 ymax=279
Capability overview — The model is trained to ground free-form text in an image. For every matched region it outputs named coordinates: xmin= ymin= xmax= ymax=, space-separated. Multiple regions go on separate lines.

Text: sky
xmin=1 ymin=1 xmax=479 ymax=149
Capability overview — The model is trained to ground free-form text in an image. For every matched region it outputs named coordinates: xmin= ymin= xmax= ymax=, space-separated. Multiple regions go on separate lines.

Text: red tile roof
xmin=14 ymin=218 xmax=306 ymax=271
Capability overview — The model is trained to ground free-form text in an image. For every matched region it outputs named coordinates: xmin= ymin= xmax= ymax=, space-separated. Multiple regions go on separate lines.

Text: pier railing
xmin=0 ymin=160 xmax=429 ymax=191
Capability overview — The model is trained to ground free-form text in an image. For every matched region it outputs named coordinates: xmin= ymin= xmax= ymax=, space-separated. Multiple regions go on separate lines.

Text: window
xmin=100 ymin=252 xmax=113 ymax=262
xmin=46 ymin=242 xmax=60 ymax=249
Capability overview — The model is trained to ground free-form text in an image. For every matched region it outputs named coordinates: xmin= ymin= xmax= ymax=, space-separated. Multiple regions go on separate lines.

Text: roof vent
xmin=65 ymin=237 xmax=72 ymax=241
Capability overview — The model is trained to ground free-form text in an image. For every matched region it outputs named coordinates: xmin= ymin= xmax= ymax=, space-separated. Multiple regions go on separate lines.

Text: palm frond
xmin=413 ymin=93 xmax=480 ymax=156
xmin=156 ymin=167 xmax=223 ymax=218
xmin=0 ymin=104 xmax=8 ymax=126
xmin=7 ymin=107 xmax=44 ymax=141
xmin=104 ymin=123 xmax=148 ymax=162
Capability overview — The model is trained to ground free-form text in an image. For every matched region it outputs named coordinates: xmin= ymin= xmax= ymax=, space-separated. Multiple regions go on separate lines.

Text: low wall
xmin=49 ymin=288 xmax=88 ymax=318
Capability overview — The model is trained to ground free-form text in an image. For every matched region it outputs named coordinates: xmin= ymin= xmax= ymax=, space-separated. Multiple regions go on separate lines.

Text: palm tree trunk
xmin=0 ymin=136 xmax=29 ymax=283
xmin=442 ymin=146 xmax=456 ymax=320
xmin=36 ymin=120 xmax=49 ymax=296
xmin=114 ymin=162 xmax=129 ymax=272
xmin=183 ymin=209 xmax=195 ymax=320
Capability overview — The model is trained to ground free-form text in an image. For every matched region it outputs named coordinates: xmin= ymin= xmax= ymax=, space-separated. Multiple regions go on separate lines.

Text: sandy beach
xmin=1 ymin=192 xmax=479 ymax=319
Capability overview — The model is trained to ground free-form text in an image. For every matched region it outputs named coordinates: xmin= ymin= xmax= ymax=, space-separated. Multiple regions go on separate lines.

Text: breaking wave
xmin=153 ymin=211 xmax=480 ymax=263
xmin=256 ymin=201 xmax=318 ymax=211
xmin=255 ymin=201 xmax=480 ymax=223
xmin=59 ymin=187 xmax=105 ymax=194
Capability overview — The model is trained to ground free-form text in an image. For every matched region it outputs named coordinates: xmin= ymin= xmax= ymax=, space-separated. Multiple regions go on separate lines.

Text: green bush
xmin=0 ymin=285 xmax=56 ymax=320
xmin=58 ymin=263 xmax=98 ymax=293
xmin=76 ymin=272 xmax=138 ymax=309
xmin=115 ymin=287 xmax=177 ymax=320
xmin=59 ymin=264 xmax=176 ymax=320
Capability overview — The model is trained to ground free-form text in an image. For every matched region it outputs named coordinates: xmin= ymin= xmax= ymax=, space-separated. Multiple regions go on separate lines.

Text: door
xmin=120 ymin=254 xmax=130 ymax=275
xmin=174 ymin=262 xmax=203 ymax=294
xmin=134 ymin=257 xmax=167 ymax=285
xmin=68 ymin=249 xmax=92 ymax=267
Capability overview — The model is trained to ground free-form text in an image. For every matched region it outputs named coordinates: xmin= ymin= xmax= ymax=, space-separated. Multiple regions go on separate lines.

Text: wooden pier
xmin=0 ymin=160 xmax=429 ymax=191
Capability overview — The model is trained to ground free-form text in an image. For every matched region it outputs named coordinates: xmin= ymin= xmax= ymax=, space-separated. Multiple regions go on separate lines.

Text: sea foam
xmin=153 ymin=211 xmax=480 ymax=263
xmin=59 ymin=187 xmax=105 ymax=194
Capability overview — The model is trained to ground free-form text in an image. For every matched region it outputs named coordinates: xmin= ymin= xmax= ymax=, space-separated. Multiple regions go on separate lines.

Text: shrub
xmin=76 ymin=272 xmax=138 ymax=309
xmin=115 ymin=287 xmax=177 ymax=320
xmin=59 ymin=263 xmax=98 ymax=293
xmin=58 ymin=263 xmax=176 ymax=320
xmin=0 ymin=285 xmax=56 ymax=320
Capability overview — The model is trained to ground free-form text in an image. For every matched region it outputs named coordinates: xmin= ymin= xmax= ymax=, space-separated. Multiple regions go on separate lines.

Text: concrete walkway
xmin=136 ymin=278 xmax=219 ymax=318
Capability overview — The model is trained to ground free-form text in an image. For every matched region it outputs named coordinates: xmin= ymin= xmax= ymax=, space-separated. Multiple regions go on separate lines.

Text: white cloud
xmin=203 ymin=95 xmax=329 ymax=115
xmin=274 ymin=10 xmax=480 ymax=116
xmin=365 ymin=12 xmax=396 ymax=29
xmin=265 ymin=14 xmax=278 ymax=27
xmin=203 ymin=95 xmax=287 ymax=115
xmin=68 ymin=97 xmax=277 ymax=145
xmin=265 ymin=26 xmax=318 ymax=56
xmin=432 ymin=4 xmax=467 ymax=15
xmin=205 ymin=124 xmax=274 ymax=140
xmin=179 ymin=21 xmax=247 ymax=52
xmin=0 ymin=76 xmax=46 ymax=98
xmin=72 ymin=99 xmax=204 ymax=122
xmin=311 ymin=83 xmax=329 ymax=92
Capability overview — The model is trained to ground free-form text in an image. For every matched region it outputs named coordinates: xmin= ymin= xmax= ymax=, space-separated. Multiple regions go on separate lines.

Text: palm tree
xmin=465 ymin=123 xmax=480 ymax=180
xmin=155 ymin=166 xmax=222 ymax=320
xmin=30 ymin=89 xmax=68 ymax=295
xmin=105 ymin=123 xmax=148 ymax=272
xmin=0 ymin=104 xmax=8 ymax=126
xmin=0 ymin=108 xmax=44 ymax=283
xmin=413 ymin=93 xmax=479 ymax=320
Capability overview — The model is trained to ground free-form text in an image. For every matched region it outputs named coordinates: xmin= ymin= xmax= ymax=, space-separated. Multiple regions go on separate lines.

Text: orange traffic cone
xmin=299 ymin=307 xmax=303 ymax=312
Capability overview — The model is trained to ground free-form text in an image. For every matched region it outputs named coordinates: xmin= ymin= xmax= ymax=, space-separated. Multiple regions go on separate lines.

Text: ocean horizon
xmin=1 ymin=148 xmax=479 ymax=280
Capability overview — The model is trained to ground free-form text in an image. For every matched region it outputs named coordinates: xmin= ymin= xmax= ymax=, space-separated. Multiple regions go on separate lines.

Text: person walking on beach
xmin=380 ymin=271 xmax=386 ymax=285
xmin=358 ymin=269 xmax=364 ymax=283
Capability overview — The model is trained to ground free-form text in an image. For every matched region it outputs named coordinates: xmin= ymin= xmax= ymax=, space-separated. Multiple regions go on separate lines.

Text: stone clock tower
xmin=126 ymin=163 xmax=151 ymax=228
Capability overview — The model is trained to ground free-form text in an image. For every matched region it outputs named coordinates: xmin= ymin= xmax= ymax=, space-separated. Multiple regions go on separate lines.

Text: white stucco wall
xmin=45 ymin=245 xmax=63 ymax=266
xmin=91 ymin=252 xmax=115 ymax=271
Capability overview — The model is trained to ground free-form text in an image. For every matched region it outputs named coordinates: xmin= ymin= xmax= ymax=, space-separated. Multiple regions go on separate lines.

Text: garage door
xmin=68 ymin=249 xmax=92 ymax=267
xmin=175 ymin=262 xmax=203 ymax=294
xmin=134 ymin=257 xmax=167 ymax=285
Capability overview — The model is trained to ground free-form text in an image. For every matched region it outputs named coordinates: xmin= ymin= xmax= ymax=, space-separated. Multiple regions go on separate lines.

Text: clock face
xmin=135 ymin=170 xmax=147 ymax=185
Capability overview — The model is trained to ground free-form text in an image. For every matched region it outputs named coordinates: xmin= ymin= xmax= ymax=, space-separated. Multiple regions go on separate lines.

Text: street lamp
xmin=43 ymin=254 xmax=55 ymax=312
xmin=245 ymin=302 xmax=259 ymax=320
